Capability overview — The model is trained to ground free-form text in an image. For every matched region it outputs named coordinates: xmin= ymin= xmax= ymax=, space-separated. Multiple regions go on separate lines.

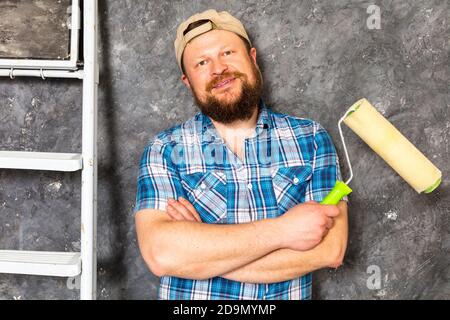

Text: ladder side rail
xmin=80 ymin=0 xmax=99 ymax=300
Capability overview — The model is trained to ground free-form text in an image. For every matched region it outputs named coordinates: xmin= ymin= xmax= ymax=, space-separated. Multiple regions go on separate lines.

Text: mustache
xmin=206 ymin=71 xmax=247 ymax=92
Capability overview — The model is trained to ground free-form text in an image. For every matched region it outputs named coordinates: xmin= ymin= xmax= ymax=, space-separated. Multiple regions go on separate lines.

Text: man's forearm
xmin=221 ymin=201 xmax=348 ymax=283
xmin=144 ymin=212 xmax=286 ymax=280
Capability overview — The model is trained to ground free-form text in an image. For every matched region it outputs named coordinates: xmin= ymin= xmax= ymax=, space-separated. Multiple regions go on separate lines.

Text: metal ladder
xmin=0 ymin=0 xmax=98 ymax=300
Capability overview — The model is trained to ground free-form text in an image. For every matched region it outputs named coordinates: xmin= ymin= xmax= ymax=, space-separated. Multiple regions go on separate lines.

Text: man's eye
xmin=197 ymin=60 xmax=207 ymax=66
xmin=223 ymin=51 xmax=232 ymax=56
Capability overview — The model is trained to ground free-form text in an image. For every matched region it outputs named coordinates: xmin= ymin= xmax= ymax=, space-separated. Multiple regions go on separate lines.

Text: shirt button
xmin=200 ymin=183 xmax=206 ymax=190
xmin=293 ymin=177 xmax=300 ymax=185
xmin=247 ymin=183 xmax=252 ymax=190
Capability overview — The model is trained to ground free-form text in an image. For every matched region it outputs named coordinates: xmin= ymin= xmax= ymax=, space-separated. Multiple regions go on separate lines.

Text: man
xmin=134 ymin=9 xmax=348 ymax=300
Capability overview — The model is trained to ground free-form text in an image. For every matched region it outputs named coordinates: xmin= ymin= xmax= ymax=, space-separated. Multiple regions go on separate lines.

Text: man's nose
xmin=211 ymin=59 xmax=228 ymax=76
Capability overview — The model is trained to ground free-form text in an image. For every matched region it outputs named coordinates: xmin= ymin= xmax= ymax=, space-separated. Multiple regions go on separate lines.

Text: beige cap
xmin=174 ymin=9 xmax=252 ymax=70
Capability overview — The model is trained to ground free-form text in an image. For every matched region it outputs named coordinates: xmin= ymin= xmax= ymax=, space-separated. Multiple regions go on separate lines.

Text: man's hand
xmin=166 ymin=197 xmax=202 ymax=222
xmin=277 ymin=201 xmax=340 ymax=251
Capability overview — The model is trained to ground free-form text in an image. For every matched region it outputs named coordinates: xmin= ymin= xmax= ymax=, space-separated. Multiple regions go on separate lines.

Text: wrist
xmin=272 ymin=215 xmax=289 ymax=249
xmin=249 ymin=216 xmax=287 ymax=252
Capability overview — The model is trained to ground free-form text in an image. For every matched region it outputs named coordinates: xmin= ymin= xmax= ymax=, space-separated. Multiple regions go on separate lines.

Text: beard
xmin=191 ymin=62 xmax=263 ymax=124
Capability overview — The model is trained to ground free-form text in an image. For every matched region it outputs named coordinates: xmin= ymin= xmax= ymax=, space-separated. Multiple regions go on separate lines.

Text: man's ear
xmin=249 ymin=47 xmax=258 ymax=66
xmin=181 ymin=74 xmax=191 ymax=89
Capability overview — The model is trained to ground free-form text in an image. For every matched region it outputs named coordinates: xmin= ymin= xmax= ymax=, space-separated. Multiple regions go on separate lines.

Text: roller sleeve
xmin=343 ymin=98 xmax=442 ymax=193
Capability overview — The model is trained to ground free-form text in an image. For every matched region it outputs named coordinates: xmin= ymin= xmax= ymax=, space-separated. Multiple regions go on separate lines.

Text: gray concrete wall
xmin=0 ymin=0 xmax=448 ymax=299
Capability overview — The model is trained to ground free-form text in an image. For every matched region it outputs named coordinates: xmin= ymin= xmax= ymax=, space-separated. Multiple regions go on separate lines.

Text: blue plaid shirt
xmin=134 ymin=101 xmax=346 ymax=300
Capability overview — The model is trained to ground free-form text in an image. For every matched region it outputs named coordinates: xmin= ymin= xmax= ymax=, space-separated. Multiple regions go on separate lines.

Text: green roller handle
xmin=320 ymin=180 xmax=353 ymax=205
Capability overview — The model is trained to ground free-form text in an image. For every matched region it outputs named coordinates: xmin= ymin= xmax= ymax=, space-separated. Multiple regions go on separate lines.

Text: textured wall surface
xmin=0 ymin=0 xmax=448 ymax=299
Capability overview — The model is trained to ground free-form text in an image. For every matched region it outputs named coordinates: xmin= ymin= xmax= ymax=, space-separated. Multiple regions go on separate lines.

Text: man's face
xmin=181 ymin=29 xmax=262 ymax=124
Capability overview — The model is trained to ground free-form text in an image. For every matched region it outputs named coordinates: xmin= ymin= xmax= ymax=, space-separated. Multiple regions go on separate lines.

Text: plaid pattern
xmin=135 ymin=101 xmax=347 ymax=300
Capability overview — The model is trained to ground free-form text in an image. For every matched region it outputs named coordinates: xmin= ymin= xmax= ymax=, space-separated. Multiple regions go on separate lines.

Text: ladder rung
xmin=0 ymin=250 xmax=81 ymax=277
xmin=0 ymin=69 xmax=84 ymax=79
xmin=0 ymin=151 xmax=82 ymax=172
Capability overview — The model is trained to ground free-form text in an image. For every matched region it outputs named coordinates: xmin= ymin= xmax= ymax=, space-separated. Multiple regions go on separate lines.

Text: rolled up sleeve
xmin=134 ymin=140 xmax=186 ymax=214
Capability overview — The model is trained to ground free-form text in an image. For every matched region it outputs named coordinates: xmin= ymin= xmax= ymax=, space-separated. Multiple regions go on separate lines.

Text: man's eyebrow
xmin=192 ymin=54 xmax=207 ymax=61
xmin=191 ymin=45 xmax=234 ymax=60
xmin=218 ymin=44 xmax=234 ymax=51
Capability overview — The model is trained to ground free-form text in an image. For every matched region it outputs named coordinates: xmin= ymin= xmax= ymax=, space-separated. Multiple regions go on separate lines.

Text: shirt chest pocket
xmin=271 ymin=164 xmax=313 ymax=214
xmin=180 ymin=171 xmax=228 ymax=224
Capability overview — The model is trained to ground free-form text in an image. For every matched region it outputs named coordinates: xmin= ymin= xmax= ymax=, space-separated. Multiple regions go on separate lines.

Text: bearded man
xmin=134 ymin=9 xmax=348 ymax=300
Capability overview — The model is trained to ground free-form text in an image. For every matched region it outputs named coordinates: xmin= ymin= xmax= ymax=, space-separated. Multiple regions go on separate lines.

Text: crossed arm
xmin=135 ymin=199 xmax=348 ymax=283
xmin=222 ymin=201 xmax=347 ymax=283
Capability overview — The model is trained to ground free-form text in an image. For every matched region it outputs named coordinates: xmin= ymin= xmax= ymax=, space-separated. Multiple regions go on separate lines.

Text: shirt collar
xmin=200 ymin=100 xmax=272 ymax=143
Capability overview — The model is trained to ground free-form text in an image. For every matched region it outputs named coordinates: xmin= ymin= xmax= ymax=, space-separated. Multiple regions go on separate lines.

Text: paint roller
xmin=320 ymin=98 xmax=442 ymax=205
